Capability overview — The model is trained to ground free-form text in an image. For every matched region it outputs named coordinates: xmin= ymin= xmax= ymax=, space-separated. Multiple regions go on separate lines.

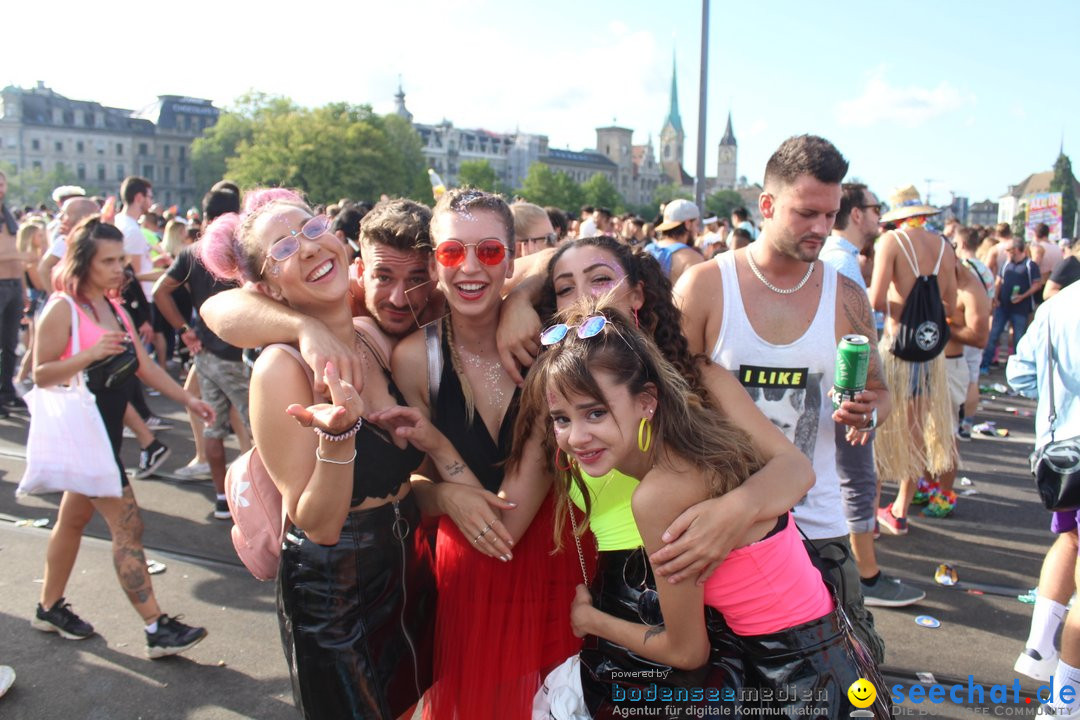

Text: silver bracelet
xmin=313 ymin=417 xmax=363 ymax=442
xmin=315 ymin=447 xmax=357 ymax=465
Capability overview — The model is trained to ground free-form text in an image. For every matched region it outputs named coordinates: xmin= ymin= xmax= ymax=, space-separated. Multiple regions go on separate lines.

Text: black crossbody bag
xmin=1031 ymin=326 xmax=1080 ymax=511
xmin=84 ymin=301 xmax=139 ymax=393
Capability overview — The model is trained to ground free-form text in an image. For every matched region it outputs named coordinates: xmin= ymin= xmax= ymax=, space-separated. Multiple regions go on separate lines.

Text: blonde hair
xmin=511 ymin=201 xmax=550 ymax=243
xmin=17 ymin=221 xmax=45 ymax=255
xmin=162 ymin=219 xmax=188 ymax=257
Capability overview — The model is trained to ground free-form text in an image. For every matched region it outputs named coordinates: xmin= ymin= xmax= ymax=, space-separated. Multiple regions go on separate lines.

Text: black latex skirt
xmin=579 ymin=549 xmax=744 ymax=719
xmin=277 ymin=493 xmax=436 ymax=719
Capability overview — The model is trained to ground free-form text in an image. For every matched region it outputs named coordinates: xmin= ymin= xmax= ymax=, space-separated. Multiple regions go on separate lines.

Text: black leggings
xmin=94 ymin=377 xmax=132 ymax=488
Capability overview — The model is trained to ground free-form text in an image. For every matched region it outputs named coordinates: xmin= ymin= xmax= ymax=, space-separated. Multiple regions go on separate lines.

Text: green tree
xmin=705 ymin=189 xmax=744 ymax=221
xmin=652 ymin=183 xmax=692 ymax=207
xmin=1012 ymin=204 xmax=1027 ymax=240
xmin=1050 ymin=152 xmax=1077 ymax=238
xmin=0 ymin=162 xmax=80 ymax=208
xmin=191 ymin=93 xmax=295 ymax=193
xmin=581 ymin=174 xmax=623 ymax=212
xmin=457 ymin=160 xmax=503 ymax=195
xmin=224 ymin=102 xmax=425 ymax=204
xmin=518 ymin=162 xmax=584 ymax=211
xmin=380 ymin=113 xmax=430 ymax=201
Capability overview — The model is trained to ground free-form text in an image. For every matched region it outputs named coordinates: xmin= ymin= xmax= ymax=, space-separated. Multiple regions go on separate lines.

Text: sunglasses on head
xmin=623 ymin=546 xmax=663 ymax=627
xmin=540 ymin=315 xmax=608 ymax=346
xmin=261 ymin=214 xmax=332 ymax=274
xmin=434 ymin=238 xmax=507 ymax=268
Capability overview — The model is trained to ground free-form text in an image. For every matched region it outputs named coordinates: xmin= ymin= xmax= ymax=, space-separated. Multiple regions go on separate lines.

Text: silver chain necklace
xmin=746 ymin=248 xmax=815 ymax=295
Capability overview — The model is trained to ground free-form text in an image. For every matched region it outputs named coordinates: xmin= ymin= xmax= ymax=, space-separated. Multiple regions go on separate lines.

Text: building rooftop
xmin=544 ymin=148 xmax=618 ymax=168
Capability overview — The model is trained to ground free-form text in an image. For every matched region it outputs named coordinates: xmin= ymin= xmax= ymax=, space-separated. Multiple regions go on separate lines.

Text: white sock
xmin=1027 ymin=595 xmax=1068 ymax=657
xmin=1050 ymin=659 xmax=1080 ymax=714
xmin=145 ymin=619 xmax=159 ymax=634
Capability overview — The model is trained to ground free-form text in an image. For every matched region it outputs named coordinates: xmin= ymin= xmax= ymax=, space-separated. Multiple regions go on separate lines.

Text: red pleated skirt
xmin=424 ymin=491 xmax=592 ymax=720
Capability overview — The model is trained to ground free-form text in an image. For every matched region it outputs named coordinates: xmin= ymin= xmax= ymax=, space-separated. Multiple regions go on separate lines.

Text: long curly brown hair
xmin=537 ymin=236 xmax=710 ymax=405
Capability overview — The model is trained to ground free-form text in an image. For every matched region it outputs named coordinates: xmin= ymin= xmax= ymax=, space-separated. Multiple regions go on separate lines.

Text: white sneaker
xmin=145 ymin=416 xmax=173 ymax=431
xmin=174 ymin=462 xmax=211 ymax=480
xmin=0 ymin=665 xmax=14 ymax=698
xmin=1016 ymin=647 xmax=1059 ymax=682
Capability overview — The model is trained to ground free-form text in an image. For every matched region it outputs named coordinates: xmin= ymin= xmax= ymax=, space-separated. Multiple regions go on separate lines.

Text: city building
xmin=0 ymin=82 xmax=218 ymax=210
xmin=997 ymin=158 xmax=1080 ymax=225
xmin=967 ymin=199 xmax=998 ymax=227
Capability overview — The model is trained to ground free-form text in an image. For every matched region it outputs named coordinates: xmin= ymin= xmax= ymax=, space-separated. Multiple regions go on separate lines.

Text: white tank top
xmin=710 ymin=251 xmax=847 ymax=540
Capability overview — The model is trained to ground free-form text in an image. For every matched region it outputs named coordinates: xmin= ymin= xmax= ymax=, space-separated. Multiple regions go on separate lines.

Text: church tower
xmin=659 ymin=55 xmax=685 ymax=175
xmin=394 ymin=77 xmax=413 ymax=123
xmin=716 ymin=112 xmax=737 ymax=189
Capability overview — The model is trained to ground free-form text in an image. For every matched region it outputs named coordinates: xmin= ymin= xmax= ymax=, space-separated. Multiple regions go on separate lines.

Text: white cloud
xmin=835 ymin=68 xmax=974 ymax=128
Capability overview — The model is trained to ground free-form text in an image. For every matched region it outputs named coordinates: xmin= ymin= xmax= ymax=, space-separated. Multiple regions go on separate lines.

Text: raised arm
xmin=201 ymin=286 xmax=361 ymax=393
xmin=650 ymin=362 xmax=813 ymax=584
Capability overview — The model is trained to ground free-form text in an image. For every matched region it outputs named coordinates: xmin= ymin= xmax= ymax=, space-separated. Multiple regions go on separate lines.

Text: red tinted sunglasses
xmin=435 ymin=239 xmax=507 ymax=268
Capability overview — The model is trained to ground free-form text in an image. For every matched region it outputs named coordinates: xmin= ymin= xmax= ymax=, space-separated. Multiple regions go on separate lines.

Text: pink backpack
xmin=226 ymin=344 xmax=312 ymax=581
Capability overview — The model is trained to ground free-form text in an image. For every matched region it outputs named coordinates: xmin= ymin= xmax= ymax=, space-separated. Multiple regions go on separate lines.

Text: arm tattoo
xmin=839 ymin=276 xmax=886 ymax=389
xmin=444 ymin=460 xmax=466 ymax=478
xmin=644 ymin=624 xmax=666 ymax=644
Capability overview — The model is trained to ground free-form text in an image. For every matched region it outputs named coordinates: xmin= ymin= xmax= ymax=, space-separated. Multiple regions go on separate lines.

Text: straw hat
xmin=880 ymin=185 xmax=940 ymax=223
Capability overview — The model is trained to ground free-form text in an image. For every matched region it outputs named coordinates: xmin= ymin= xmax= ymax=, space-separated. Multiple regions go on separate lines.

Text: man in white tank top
xmin=672 ymin=135 xmax=892 ymax=664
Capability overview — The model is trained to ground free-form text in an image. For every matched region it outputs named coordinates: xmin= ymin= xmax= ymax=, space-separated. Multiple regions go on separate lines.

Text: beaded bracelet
xmin=315 ymin=447 xmax=357 ymax=465
xmin=313 ymin=417 xmax=363 ymax=442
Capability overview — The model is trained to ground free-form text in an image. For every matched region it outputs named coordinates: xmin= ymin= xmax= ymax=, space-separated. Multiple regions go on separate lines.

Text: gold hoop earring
xmin=637 ymin=417 xmax=652 ymax=453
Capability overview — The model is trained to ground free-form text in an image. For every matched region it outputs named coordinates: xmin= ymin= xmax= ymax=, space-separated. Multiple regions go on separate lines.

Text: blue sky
xmin=6 ymin=0 xmax=1076 ymax=203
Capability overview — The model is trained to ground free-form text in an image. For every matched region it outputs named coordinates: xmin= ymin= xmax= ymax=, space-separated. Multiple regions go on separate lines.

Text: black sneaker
xmin=213 ymin=498 xmax=231 ymax=521
xmin=145 ymin=614 xmax=207 ymax=659
xmin=136 ymin=440 xmax=172 ymax=479
xmin=32 ymin=598 xmax=94 ymax=639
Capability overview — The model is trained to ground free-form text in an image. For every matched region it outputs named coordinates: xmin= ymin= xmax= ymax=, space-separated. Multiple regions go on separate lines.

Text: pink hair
xmin=197 ymin=188 xmax=309 ymax=283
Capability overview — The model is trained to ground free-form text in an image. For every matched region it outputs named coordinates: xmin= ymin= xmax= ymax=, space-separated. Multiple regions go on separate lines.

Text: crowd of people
xmin=1 ymin=128 xmax=1077 ymax=718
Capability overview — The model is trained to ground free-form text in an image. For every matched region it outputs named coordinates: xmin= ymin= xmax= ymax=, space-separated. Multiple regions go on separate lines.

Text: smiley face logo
xmin=848 ymin=678 xmax=877 ymax=708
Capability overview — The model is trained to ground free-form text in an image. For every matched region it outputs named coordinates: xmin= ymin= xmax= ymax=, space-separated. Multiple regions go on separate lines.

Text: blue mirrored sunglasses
xmin=540 ymin=315 xmax=608 ymax=346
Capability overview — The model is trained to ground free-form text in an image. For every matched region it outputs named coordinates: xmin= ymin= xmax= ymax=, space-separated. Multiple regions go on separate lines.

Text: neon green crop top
xmin=568 ymin=469 xmax=643 ymax=551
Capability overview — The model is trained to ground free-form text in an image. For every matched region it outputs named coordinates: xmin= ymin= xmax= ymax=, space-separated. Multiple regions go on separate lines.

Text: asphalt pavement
xmin=0 ymin=366 xmax=1061 ymax=719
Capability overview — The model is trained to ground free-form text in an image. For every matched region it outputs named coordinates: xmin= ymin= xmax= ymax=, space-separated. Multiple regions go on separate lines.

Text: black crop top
xmin=349 ymin=365 xmax=424 ymax=506
xmin=432 ymin=333 xmax=521 ymax=494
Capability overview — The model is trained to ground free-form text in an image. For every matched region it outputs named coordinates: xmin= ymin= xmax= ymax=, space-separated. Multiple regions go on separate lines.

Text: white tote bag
xmin=16 ymin=295 xmax=123 ymax=498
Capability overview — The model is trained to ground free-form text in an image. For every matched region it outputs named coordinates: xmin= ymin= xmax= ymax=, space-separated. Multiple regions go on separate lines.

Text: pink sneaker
xmin=876 ymin=506 xmax=909 ymax=536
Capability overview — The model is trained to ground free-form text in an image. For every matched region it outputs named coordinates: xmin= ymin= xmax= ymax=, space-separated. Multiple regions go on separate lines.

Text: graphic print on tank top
xmin=738 ymin=364 xmax=823 ymax=463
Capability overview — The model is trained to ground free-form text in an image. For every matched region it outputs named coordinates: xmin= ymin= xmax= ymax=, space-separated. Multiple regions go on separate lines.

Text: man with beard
xmin=668 ymin=135 xmax=892 ymax=662
xmin=869 ymin=187 xmax=957 ymax=536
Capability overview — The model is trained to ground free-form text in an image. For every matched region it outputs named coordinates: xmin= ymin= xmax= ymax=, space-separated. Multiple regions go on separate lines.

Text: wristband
xmin=315 ymin=447 xmax=357 ymax=465
xmin=313 ymin=417 xmax=363 ymax=442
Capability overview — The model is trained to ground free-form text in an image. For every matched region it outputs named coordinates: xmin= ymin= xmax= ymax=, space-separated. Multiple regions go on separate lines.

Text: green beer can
xmin=833 ymin=334 xmax=870 ymax=409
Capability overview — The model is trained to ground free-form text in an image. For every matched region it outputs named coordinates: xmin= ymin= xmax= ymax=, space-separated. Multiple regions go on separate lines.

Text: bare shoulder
xmin=836 ymin=273 xmax=876 ymax=339
xmin=672 ymin=254 xmax=721 ymax=303
xmin=391 ymin=327 xmax=432 ymax=394
xmin=632 ymin=462 xmax=708 ymax=529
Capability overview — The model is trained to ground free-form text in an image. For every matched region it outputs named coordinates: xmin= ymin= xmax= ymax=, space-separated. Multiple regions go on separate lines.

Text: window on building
xmin=76 ymin=141 xmax=84 ymax=153
xmin=165 ymin=191 xmax=172 ymax=205
xmin=184 ymin=116 xmax=191 ymax=131
xmin=84 ymin=112 xmax=94 ymax=127
xmin=138 ymin=143 xmax=148 ymax=156
xmin=143 ymin=164 xmax=153 ymax=180
xmin=97 ymin=164 xmax=106 ymax=181
xmin=163 ymin=145 xmax=170 ymax=158
xmin=116 ymin=143 xmax=123 ymax=155
xmin=63 ymin=110 xmax=74 ymax=125
xmin=77 ymin=163 xmax=85 ymax=179
xmin=33 ymin=161 xmax=42 ymax=170
xmin=164 ymin=167 xmax=171 ymax=183
xmin=31 ymin=138 xmax=40 ymax=151
xmin=178 ymin=146 xmax=185 ymax=161
xmin=54 ymin=141 xmax=63 ymax=152
xmin=117 ymin=164 xmax=125 ymax=180
xmin=179 ymin=167 xmax=186 ymax=184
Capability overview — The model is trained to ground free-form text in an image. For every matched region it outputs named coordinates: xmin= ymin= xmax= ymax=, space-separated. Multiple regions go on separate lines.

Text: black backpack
xmin=889 ymin=230 xmax=951 ymax=362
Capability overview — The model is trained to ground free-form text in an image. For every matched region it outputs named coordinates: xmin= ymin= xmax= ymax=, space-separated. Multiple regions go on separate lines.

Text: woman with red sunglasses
xmin=386 ymin=188 xmax=584 ymax=719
